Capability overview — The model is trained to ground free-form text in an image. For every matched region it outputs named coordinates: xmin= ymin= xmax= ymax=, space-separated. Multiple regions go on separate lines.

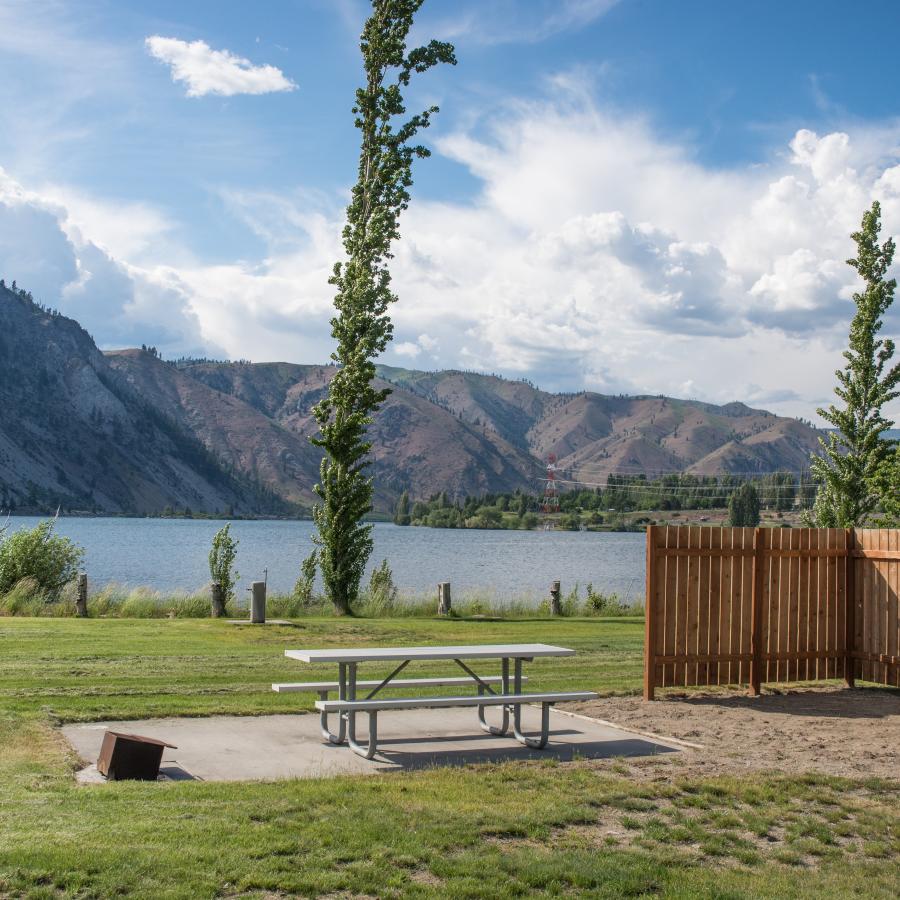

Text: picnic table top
xmin=284 ymin=643 xmax=576 ymax=664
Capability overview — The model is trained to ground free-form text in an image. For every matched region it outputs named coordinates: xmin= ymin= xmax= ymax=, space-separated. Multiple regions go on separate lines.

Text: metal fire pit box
xmin=97 ymin=731 xmax=177 ymax=781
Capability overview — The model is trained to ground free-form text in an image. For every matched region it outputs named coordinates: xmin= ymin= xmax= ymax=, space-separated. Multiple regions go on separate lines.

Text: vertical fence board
xmin=889 ymin=529 xmax=899 ymax=687
xmin=718 ymin=528 xmax=730 ymax=684
xmin=798 ymin=528 xmax=810 ymax=682
xmin=662 ymin=526 xmax=678 ymax=687
xmin=644 ymin=527 xmax=656 ymax=700
xmin=697 ymin=527 xmax=711 ymax=685
xmin=826 ymin=528 xmax=838 ymax=680
xmin=741 ymin=527 xmax=754 ymax=686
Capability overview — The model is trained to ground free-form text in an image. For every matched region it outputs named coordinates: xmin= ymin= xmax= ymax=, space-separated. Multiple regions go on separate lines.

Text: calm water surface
xmin=6 ymin=518 xmax=645 ymax=603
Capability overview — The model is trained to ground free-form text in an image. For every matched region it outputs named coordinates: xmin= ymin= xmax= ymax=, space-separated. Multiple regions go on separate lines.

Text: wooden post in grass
xmin=210 ymin=582 xmax=226 ymax=618
xmin=75 ymin=573 xmax=88 ymax=618
xmin=437 ymin=582 xmax=451 ymax=616
xmin=550 ymin=581 xmax=561 ymax=616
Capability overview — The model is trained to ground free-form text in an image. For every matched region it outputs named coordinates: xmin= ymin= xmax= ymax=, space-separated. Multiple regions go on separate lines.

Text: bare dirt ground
xmin=566 ymin=685 xmax=900 ymax=781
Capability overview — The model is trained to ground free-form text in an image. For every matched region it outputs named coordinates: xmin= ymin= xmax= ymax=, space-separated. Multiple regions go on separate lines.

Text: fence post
xmin=211 ymin=582 xmax=226 ymax=618
xmin=845 ymin=528 xmax=856 ymax=688
xmin=437 ymin=582 xmax=451 ymax=616
xmin=75 ymin=573 xmax=88 ymax=618
xmin=749 ymin=527 xmax=765 ymax=696
xmin=643 ymin=526 xmax=656 ymax=701
xmin=250 ymin=581 xmax=266 ymax=624
xmin=549 ymin=581 xmax=561 ymax=616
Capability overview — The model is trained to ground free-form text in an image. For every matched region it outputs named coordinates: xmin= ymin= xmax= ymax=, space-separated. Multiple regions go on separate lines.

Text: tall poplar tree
xmin=311 ymin=1 xmax=455 ymax=613
xmin=810 ymin=201 xmax=900 ymax=526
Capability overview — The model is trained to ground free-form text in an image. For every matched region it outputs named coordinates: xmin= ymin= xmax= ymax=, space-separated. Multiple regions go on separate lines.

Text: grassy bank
xmin=1 ymin=617 xmax=897 ymax=897
xmin=1 ymin=583 xmax=642 ymax=620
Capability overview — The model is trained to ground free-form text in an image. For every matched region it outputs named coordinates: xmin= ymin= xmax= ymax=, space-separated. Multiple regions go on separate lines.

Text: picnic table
xmin=273 ymin=643 xmax=598 ymax=759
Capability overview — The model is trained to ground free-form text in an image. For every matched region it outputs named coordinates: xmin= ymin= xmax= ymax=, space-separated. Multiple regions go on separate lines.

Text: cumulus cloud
xmin=0 ymin=167 xmax=209 ymax=354
xmin=145 ymin=36 xmax=297 ymax=97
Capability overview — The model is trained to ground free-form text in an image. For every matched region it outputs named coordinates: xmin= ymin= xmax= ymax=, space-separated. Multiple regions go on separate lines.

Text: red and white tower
xmin=541 ymin=454 xmax=560 ymax=524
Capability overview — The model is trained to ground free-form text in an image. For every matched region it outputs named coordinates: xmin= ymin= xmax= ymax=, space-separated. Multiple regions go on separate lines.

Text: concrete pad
xmin=63 ymin=708 xmax=679 ymax=782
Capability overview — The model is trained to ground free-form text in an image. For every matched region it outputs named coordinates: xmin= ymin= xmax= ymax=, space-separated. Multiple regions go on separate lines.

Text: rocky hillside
xmin=375 ymin=366 xmax=822 ymax=482
xmin=1 ymin=282 xmax=826 ymax=515
xmin=0 ymin=283 xmax=289 ymax=515
xmin=107 ymin=357 xmax=541 ymax=509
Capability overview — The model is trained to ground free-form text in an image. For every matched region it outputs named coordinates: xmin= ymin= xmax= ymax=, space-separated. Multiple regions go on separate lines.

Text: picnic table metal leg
xmin=478 ymin=657 xmax=510 ymax=736
xmin=320 ymin=662 xmax=347 ymax=744
xmin=346 ymin=662 xmax=379 ymax=759
xmin=512 ymin=658 xmax=551 ymax=749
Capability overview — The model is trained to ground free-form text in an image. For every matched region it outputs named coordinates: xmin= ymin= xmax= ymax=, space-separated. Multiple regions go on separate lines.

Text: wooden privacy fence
xmin=644 ymin=526 xmax=900 ymax=699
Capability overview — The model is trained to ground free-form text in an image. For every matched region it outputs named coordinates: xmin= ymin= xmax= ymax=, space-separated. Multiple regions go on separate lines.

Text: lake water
xmin=3 ymin=518 xmax=646 ymax=604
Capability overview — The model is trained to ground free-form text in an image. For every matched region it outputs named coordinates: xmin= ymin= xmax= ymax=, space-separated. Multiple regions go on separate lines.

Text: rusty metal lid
xmin=105 ymin=731 xmax=178 ymax=749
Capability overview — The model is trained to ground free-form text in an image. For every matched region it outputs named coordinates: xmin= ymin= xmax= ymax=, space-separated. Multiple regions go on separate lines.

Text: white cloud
xmin=394 ymin=341 xmax=421 ymax=358
xmin=145 ymin=36 xmax=297 ymax=98
xmin=0 ymin=167 xmax=208 ymax=354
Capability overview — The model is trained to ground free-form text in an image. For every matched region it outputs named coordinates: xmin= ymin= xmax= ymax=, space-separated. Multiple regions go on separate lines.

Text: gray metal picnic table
xmin=277 ymin=643 xmax=598 ymax=759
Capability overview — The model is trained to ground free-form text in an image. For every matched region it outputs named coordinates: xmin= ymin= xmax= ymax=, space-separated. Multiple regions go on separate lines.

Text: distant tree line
xmin=392 ymin=471 xmax=823 ymax=532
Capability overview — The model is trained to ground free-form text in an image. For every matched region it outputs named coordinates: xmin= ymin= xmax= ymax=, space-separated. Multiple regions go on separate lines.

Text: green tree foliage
xmin=729 ymin=483 xmax=761 ymax=527
xmin=393 ymin=490 xmax=411 ymax=525
xmin=208 ymin=524 xmax=239 ymax=601
xmin=810 ymin=202 xmax=900 ymax=526
xmin=873 ymin=448 xmax=899 ymax=526
xmin=310 ymin=1 xmax=456 ymax=614
xmin=0 ymin=519 xmax=84 ymax=600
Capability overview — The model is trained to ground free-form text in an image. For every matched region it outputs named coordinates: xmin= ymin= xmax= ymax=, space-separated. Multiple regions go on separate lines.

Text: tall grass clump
xmin=83 ymin=584 xmax=215 ymax=618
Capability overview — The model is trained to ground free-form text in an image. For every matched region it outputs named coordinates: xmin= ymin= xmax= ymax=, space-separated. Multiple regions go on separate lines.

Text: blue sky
xmin=1 ymin=0 xmax=899 ymax=423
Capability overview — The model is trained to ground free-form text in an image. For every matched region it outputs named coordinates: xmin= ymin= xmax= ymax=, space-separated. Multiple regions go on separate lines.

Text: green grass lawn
xmin=1 ymin=616 xmax=898 ymax=898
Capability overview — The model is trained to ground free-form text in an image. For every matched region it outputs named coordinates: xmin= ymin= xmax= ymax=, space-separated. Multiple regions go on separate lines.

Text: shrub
xmin=585 ymin=583 xmax=631 ymax=615
xmin=0 ymin=520 xmax=84 ymax=600
xmin=292 ymin=550 xmax=318 ymax=608
xmin=208 ymin=524 xmax=239 ymax=601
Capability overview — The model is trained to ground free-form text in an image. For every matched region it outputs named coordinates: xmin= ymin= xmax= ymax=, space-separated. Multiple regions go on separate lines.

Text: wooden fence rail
xmin=644 ymin=526 xmax=900 ymax=699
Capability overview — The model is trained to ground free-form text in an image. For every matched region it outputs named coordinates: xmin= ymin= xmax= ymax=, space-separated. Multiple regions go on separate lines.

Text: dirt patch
xmin=564 ymin=685 xmax=900 ymax=781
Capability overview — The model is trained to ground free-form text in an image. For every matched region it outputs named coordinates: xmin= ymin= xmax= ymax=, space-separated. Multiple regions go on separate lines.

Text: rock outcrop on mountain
xmin=0 ymin=283 xmax=288 ymax=515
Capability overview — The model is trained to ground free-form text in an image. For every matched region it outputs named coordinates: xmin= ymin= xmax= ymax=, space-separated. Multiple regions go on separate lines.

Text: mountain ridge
xmin=2 ymin=281 xmax=829 ymax=514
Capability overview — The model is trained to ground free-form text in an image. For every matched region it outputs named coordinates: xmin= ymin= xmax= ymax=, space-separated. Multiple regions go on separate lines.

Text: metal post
xmin=250 ymin=581 xmax=266 ymax=624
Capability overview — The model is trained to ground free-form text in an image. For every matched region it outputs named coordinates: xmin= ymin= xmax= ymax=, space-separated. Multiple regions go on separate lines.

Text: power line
xmin=555 ymin=463 xmax=816 ymax=477
xmin=540 ymin=477 xmax=811 ymax=497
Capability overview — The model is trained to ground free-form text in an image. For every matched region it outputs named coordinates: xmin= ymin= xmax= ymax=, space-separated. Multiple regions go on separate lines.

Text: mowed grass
xmin=0 ymin=616 xmax=644 ymax=719
xmin=1 ymin=616 xmax=898 ymax=898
